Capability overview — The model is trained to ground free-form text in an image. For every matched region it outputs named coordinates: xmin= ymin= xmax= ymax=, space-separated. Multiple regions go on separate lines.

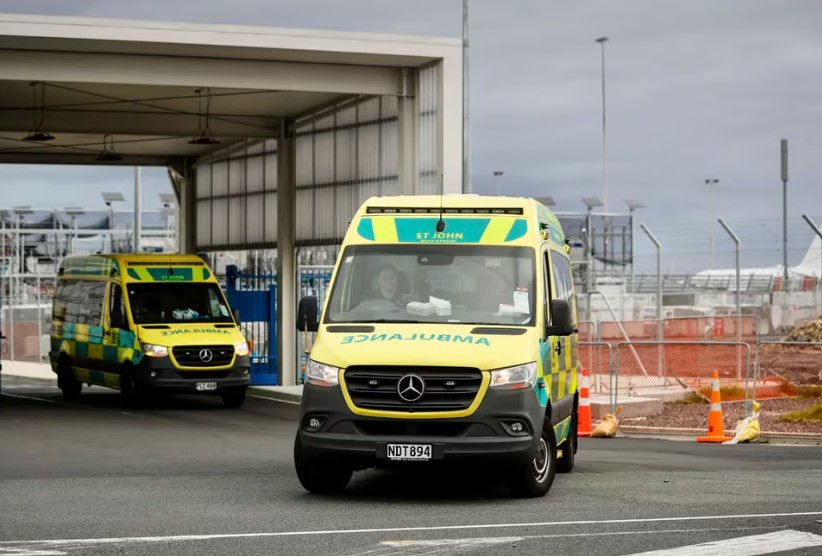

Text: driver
xmin=375 ymin=264 xmax=401 ymax=302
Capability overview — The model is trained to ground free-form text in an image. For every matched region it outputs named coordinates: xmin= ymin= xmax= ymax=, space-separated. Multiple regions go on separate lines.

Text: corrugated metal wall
xmin=295 ymin=96 xmax=399 ymax=244
xmin=418 ymin=64 xmax=440 ymax=195
xmin=194 ymin=64 xmax=444 ymax=250
xmin=195 ymin=140 xmax=278 ymax=250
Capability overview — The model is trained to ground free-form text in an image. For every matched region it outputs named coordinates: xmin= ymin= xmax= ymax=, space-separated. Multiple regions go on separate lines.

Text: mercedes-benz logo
xmin=199 ymin=348 xmax=213 ymax=363
xmin=397 ymin=374 xmax=425 ymax=402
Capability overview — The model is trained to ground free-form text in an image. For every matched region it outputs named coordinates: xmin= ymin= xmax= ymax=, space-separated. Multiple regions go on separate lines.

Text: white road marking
xmin=383 ymin=537 xmax=523 ymax=547
xmin=627 ymin=529 xmax=822 ymax=555
xmin=1 ymin=511 xmax=820 ymax=549
xmin=1 ymin=393 xmax=57 ymax=404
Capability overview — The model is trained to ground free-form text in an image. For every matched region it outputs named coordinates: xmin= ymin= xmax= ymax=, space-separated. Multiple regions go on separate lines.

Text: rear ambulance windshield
xmin=325 ymin=245 xmax=535 ymax=326
xmin=126 ymin=283 xmax=233 ymax=325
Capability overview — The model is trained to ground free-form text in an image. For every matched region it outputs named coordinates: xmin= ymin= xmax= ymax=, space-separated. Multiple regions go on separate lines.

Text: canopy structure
xmin=0 ymin=13 xmax=464 ymax=384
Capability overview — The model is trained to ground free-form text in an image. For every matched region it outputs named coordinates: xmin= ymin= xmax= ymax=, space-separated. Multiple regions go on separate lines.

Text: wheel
xmin=57 ymin=358 xmax=82 ymax=401
xmin=294 ymin=433 xmax=352 ymax=494
xmin=557 ymin=405 xmax=577 ymax=474
xmin=508 ymin=417 xmax=557 ymax=498
xmin=221 ymin=387 xmax=247 ymax=408
xmin=119 ymin=366 xmax=145 ymax=407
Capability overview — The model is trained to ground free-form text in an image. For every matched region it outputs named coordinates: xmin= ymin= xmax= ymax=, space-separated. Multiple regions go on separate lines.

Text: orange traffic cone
xmin=577 ymin=367 xmax=593 ymax=438
xmin=697 ymin=370 xmax=734 ymax=443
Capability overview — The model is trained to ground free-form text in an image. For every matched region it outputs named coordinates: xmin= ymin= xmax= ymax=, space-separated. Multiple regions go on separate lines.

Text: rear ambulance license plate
xmin=387 ymin=444 xmax=432 ymax=461
xmin=196 ymin=382 xmax=218 ymax=392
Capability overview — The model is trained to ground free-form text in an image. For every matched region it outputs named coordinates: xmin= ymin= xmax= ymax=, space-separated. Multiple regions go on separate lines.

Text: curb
xmin=247 ymin=387 xmax=302 ymax=404
xmin=619 ymin=431 xmax=822 ymax=446
xmin=0 ymin=372 xmax=58 ymax=386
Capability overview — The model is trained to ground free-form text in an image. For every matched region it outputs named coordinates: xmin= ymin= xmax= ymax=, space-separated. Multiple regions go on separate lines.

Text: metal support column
xmin=277 ymin=119 xmax=297 ymax=387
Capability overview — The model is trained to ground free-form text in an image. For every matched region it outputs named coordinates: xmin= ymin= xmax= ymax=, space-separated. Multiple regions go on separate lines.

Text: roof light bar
xmin=366 ymin=207 xmax=523 ymax=215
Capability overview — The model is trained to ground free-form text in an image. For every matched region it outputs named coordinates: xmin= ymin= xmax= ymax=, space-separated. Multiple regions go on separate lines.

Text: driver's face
xmin=378 ymin=269 xmax=398 ymax=299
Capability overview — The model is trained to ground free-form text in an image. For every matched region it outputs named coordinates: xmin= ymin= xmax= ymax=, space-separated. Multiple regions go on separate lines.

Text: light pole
xmin=705 ymin=178 xmax=719 ymax=268
xmin=801 ymin=215 xmax=822 ymax=312
xmin=462 ymin=0 xmax=471 ymax=193
xmin=640 ymin=223 xmax=664 ymax=375
xmin=64 ymin=207 xmax=85 ymax=254
xmin=583 ymin=197 xmax=604 ymax=322
xmin=493 ymin=171 xmax=504 ymax=196
xmin=102 ymin=192 xmax=125 ymax=253
xmin=718 ymin=218 xmax=745 ymax=398
xmin=781 ymin=140 xmax=789 ymax=293
xmin=134 ymin=167 xmax=142 ymax=253
xmin=625 ymin=199 xmax=645 ymax=292
xmin=595 ymin=36 xmax=609 ymax=211
xmin=160 ymin=193 xmax=176 ymax=253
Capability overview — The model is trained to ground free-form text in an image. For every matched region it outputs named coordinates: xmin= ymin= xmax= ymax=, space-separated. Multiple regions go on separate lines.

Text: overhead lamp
xmin=536 ymin=196 xmax=556 ymax=207
xmin=625 ymin=199 xmax=645 ymax=211
xmin=102 ymin=192 xmax=125 ymax=206
xmin=159 ymin=193 xmax=176 ymax=207
xmin=189 ymin=88 xmax=221 ymax=145
xmin=96 ymin=135 xmax=123 ymax=161
xmin=582 ymin=197 xmax=604 ymax=210
xmin=22 ymin=82 xmax=55 ymax=142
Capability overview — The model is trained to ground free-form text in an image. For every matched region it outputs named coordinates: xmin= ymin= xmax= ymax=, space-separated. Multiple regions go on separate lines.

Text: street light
xmin=582 ymin=197 xmax=604 ymax=322
xmin=705 ymin=178 xmax=719 ymax=268
xmin=102 ymin=192 xmax=125 ymax=253
xmin=639 ymin=222 xmax=663 ymax=373
xmin=64 ymin=207 xmax=85 ymax=254
xmin=159 ymin=193 xmax=176 ymax=252
xmin=535 ymin=196 xmax=556 ymax=207
xmin=596 ymin=36 xmax=609 ymax=211
xmin=625 ymin=199 xmax=644 ymax=291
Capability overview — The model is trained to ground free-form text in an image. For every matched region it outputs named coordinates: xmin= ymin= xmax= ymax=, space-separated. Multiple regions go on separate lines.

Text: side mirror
xmin=111 ymin=311 xmax=128 ymax=330
xmin=546 ymin=299 xmax=575 ymax=337
xmin=296 ymin=296 xmax=320 ymax=332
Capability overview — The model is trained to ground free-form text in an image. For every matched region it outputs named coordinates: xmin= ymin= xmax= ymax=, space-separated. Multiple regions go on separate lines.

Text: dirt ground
xmin=619 ymin=396 xmax=822 ymax=437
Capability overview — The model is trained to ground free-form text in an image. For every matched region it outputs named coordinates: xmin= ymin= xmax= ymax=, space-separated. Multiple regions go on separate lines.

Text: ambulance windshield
xmin=126 ymin=283 xmax=233 ymax=325
xmin=325 ymin=245 xmax=536 ymax=326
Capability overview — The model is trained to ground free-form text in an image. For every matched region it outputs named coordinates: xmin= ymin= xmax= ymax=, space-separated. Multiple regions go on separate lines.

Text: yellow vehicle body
xmin=295 ymin=195 xmax=580 ymax=497
xmin=49 ymin=254 xmax=251 ymax=407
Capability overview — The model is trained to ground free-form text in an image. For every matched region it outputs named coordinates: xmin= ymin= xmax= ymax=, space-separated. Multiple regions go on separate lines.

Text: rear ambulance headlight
xmin=142 ymin=343 xmax=169 ymax=358
xmin=234 ymin=340 xmax=250 ymax=357
xmin=490 ymin=362 xmax=537 ymax=389
xmin=306 ymin=360 xmax=339 ymax=387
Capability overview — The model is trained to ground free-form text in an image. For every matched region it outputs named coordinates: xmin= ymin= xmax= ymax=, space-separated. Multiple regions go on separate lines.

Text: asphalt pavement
xmin=2 ymin=377 xmax=822 ymax=556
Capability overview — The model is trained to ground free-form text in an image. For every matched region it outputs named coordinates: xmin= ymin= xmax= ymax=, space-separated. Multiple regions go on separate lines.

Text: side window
xmin=543 ymin=251 xmax=552 ymax=314
xmin=54 ymin=280 xmax=105 ymax=325
xmin=109 ymin=283 xmax=126 ymax=327
xmin=82 ymin=281 xmax=107 ymax=326
xmin=550 ymin=251 xmax=577 ymax=323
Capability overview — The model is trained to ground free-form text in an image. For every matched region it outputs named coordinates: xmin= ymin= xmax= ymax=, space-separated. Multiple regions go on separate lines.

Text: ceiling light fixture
xmin=22 ymin=82 xmax=55 ymax=142
xmin=96 ymin=134 xmax=124 ymax=161
xmin=189 ymin=87 xmax=220 ymax=145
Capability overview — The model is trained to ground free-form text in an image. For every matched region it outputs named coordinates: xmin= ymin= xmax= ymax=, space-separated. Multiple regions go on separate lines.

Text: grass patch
xmin=795 ymin=385 xmax=822 ymax=398
xmin=674 ymin=391 xmax=708 ymax=405
xmin=779 ymin=400 xmax=822 ymax=423
xmin=699 ymin=384 xmax=744 ymax=400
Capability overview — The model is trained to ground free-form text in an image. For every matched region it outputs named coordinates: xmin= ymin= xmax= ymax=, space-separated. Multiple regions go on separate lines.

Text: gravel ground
xmin=620 ymin=397 xmax=822 ymax=437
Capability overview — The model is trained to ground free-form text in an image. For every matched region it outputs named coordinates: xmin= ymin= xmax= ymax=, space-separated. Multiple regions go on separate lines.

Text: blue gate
xmin=224 ymin=265 xmax=277 ymax=386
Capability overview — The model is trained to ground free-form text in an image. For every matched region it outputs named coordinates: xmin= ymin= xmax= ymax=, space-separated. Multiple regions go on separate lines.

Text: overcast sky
xmin=1 ymin=0 xmax=821 ymax=272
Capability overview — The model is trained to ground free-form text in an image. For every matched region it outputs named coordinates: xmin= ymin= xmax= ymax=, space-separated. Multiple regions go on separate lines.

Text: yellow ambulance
xmin=49 ymin=254 xmax=251 ymax=407
xmin=294 ymin=195 xmax=579 ymax=497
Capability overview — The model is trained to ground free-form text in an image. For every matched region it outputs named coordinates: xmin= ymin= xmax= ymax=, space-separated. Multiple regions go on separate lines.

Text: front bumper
xmin=134 ymin=355 xmax=251 ymax=393
xmin=298 ymin=382 xmax=545 ymax=468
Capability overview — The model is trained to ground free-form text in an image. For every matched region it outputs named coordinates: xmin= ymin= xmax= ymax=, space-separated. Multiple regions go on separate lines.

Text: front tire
xmin=557 ymin=405 xmax=577 ymax=474
xmin=221 ymin=387 xmax=247 ymax=409
xmin=120 ymin=365 xmax=145 ymax=407
xmin=508 ymin=417 xmax=557 ymax=498
xmin=294 ymin=433 xmax=352 ymax=494
xmin=57 ymin=358 xmax=82 ymax=401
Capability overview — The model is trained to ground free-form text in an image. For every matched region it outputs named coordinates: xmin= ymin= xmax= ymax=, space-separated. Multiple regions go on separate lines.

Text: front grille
xmin=172 ymin=345 xmax=234 ymax=368
xmin=352 ymin=421 xmax=471 ymax=436
xmin=344 ymin=366 xmax=482 ymax=412
xmin=175 ymin=370 xmax=231 ymax=380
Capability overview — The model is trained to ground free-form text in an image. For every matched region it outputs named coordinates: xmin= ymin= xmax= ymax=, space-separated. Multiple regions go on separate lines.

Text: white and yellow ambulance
xmin=294 ymin=195 xmax=579 ymax=497
xmin=50 ymin=254 xmax=251 ymax=407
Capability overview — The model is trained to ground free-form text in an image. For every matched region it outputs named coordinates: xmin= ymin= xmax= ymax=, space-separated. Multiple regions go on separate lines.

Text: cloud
xmin=1 ymin=0 xmax=821 ymax=271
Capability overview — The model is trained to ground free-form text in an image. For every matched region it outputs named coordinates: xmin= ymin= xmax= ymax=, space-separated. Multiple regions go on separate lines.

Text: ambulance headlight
xmin=490 ymin=362 xmax=537 ymax=389
xmin=142 ymin=343 xmax=169 ymax=358
xmin=306 ymin=360 xmax=339 ymax=387
xmin=234 ymin=340 xmax=250 ymax=357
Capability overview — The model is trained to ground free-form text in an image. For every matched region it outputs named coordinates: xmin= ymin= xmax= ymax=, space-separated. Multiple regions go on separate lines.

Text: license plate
xmin=386 ymin=444 xmax=432 ymax=461
xmin=196 ymin=382 xmax=218 ymax=391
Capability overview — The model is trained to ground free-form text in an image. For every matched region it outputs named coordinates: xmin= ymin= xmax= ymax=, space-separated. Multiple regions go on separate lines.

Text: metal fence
xmin=613 ymin=341 xmax=753 ymax=435
xmin=297 ymin=265 xmax=334 ymax=383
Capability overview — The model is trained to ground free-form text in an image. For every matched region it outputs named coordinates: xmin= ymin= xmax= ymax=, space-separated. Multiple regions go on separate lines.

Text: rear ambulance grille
xmin=344 ymin=367 xmax=482 ymax=412
xmin=172 ymin=345 xmax=234 ymax=367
